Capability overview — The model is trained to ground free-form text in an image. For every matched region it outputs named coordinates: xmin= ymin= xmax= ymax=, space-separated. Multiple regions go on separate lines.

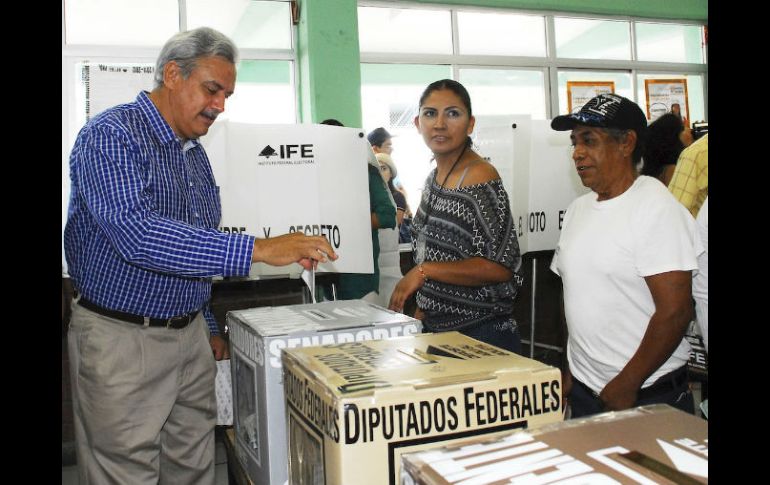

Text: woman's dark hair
xmin=641 ymin=113 xmax=685 ymax=178
xmin=321 ymin=118 xmax=344 ymax=126
xmin=418 ymin=79 xmax=474 ymax=148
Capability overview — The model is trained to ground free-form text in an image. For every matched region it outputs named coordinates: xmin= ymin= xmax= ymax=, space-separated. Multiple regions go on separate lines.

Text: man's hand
xmin=210 ymin=335 xmax=230 ymax=360
xmin=599 ymin=374 xmax=640 ymax=411
xmin=252 ymin=232 xmax=338 ymax=269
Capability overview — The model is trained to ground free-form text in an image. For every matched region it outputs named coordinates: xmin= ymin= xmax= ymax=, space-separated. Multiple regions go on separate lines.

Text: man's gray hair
xmin=606 ymin=127 xmax=644 ymax=167
xmin=154 ymin=27 xmax=238 ymax=88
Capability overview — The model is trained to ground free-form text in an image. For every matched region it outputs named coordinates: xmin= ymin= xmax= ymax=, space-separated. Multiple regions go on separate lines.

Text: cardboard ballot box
xmin=227 ymin=300 xmax=421 ymax=485
xmin=401 ymin=404 xmax=708 ymax=485
xmin=282 ymin=332 xmax=562 ymax=485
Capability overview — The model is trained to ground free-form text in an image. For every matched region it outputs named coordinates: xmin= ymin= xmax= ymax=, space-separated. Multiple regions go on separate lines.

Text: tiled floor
xmin=62 ymin=438 xmax=230 ymax=485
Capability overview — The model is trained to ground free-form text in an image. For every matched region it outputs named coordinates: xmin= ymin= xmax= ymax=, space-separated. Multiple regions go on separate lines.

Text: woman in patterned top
xmin=388 ymin=79 xmax=523 ymax=354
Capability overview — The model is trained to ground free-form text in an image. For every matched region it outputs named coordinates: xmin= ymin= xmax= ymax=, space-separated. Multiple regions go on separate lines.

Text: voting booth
xmin=202 ymin=122 xmax=376 ymax=278
xmin=473 ymin=114 xmax=589 ymax=255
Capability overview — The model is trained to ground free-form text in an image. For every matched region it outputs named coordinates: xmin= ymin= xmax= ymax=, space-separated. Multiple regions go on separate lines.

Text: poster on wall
xmin=206 ymin=122 xmax=375 ymax=278
xmin=566 ymin=81 xmax=615 ymax=114
xmin=644 ymin=78 xmax=689 ymax=122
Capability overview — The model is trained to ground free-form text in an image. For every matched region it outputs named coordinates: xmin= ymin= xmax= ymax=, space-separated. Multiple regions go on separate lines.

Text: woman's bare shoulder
xmin=460 ymin=158 xmax=501 ymax=187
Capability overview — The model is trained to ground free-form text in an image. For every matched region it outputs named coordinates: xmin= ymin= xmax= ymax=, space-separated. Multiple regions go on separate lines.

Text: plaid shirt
xmin=64 ymin=91 xmax=255 ymax=335
xmin=668 ymin=134 xmax=708 ymax=218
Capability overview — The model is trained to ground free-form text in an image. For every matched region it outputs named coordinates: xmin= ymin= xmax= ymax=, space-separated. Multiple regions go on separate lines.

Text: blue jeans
xmin=569 ymin=366 xmax=694 ymax=418
xmin=446 ymin=321 xmax=523 ymax=356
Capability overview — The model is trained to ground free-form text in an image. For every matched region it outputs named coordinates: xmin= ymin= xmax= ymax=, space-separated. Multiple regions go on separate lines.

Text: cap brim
xmin=551 ymin=114 xmax=607 ymax=131
xmin=551 ymin=115 xmax=579 ymax=131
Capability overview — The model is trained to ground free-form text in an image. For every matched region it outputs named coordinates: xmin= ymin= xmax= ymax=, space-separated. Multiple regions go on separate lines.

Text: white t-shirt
xmin=693 ymin=197 xmax=708 ymax=351
xmin=551 ymin=176 xmax=701 ymax=394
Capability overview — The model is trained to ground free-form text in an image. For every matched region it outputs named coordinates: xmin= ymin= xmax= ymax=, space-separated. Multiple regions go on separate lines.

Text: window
xmin=457 ymin=11 xmax=546 ymax=57
xmin=360 ymin=63 xmax=452 ymax=211
xmin=636 ymin=22 xmax=705 ymax=64
xmin=358 ymin=6 xmax=452 ymax=54
xmin=64 ymin=0 xmax=179 ymax=46
xmin=554 ymin=17 xmax=631 ymax=60
xmin=459 ymin=68 xmax=547 ymax=119
xmin=359 ymin=4 xmax=706 ymax=121
xmin=186 ymin=0 xmax=293 ymax=50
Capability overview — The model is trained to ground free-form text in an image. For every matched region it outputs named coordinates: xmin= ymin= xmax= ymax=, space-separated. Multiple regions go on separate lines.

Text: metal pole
xmin=521 ymin=340 xmax=563 ymax=352
xmin=530 ymin=257 xmax=537 ymax=359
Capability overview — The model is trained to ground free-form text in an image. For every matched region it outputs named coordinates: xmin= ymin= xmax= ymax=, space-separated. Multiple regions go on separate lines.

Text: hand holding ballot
xmin=251 ymin=232 xmax=338 ymax=270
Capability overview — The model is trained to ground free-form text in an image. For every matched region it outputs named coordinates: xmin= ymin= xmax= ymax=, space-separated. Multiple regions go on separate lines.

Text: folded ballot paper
xmin=215 ymin=359 xmax=233 ymax=426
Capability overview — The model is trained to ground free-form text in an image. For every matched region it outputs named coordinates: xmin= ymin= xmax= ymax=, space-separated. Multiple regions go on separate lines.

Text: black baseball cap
xmin=367 ymin=127 xmax=393 ymax=147
xmin=551 ymin=93 xmax=648 ymax=140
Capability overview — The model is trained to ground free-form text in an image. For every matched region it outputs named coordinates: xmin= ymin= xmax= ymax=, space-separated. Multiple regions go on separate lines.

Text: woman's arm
xmin=388 ymin=257 xmax=511 ymax=311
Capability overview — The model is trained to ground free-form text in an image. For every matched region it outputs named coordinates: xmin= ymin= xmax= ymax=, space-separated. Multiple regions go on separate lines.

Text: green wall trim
xmin=400 ymin=0 xmax=707 ymax=22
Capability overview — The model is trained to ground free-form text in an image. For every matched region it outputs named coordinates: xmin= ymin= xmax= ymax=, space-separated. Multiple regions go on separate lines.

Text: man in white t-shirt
xmin=550 ymin=93 xmax=702 ymax=418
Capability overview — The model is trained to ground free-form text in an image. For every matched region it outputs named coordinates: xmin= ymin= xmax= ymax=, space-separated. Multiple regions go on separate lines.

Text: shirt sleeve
xmin=668 ymin=137 xmax=708 ymax=217
xmin=633 ymin=192 xmax=700 ymax=277
xmin=469 ymin=180 xmax=521 ymax=274
xmin=203 ymin=303 xmax=219 ymax=336
xmin=74 ymin=124 xmax=254 ymax=278
xmin=368 ymin=165 xmax=397 ymax=229
xmin=392 ymin=190 xmax=407 ymax=212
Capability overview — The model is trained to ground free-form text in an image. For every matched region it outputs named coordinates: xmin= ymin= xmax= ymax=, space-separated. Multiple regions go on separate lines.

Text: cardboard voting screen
xmin=473 ymin=115 xmax=589 ymax=254
xmin=206 ymin=122 xmax=374 ymax=277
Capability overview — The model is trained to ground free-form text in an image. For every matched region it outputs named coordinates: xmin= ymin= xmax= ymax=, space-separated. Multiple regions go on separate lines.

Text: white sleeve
xmin=633 ymin=193 xmax=700 ymax=277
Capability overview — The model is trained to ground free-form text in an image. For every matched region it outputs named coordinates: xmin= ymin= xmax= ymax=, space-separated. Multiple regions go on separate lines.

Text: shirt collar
xmin=136 ymin=91 xmax=200 ymax=150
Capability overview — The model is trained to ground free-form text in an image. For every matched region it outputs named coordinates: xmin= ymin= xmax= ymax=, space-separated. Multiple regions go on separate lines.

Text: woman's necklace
xmin=414 ymin=144 xmax=468 ymax=265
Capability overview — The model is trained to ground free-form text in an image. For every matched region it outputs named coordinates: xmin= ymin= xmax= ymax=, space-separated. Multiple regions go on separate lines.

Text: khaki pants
xmin=68 ymin=301 xmax=217 ymax=484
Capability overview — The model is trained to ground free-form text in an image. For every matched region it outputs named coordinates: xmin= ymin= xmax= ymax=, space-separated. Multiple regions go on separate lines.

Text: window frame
xmin=358 ymin=1 xmax=708 ymax=120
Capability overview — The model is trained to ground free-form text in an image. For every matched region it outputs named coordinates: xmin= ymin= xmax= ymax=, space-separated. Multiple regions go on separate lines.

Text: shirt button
xmin=189 ymin=182 xmax=194 ymax=187
xmin=194 ymin=212 xmax=200 ymax=218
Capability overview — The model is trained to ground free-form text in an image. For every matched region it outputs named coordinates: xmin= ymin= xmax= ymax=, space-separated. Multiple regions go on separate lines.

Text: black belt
xmin=637 ymin=365 xmax=689 ymax=400
xmin=574 ymin=365 xmax=688 ymax=401
xmin=77 ymin=297 xmax=199 ymax=329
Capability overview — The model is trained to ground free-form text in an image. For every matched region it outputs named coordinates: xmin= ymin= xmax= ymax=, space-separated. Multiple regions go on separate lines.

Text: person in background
xmin=640 ymin=113 xmax=693 ymax=186
xmin=549 ymin=93 xmax=701 ymax=419
xmin=388 ymin=79 xmax=523 ymax=354
xmin=670 ymin=103 xmax=681 ymax=117
xmin=323 ymin=119 xmax=397 ymax=302
xmin=65 ymin=27 xmax=336 ymax=484
xmin=367 ymin=126 xmax=394 ymax=155
xmin=376 ymin=152 xmax=409 ymax=227
xmin=669 ymin=133 xmax=708 ymax=218
xmin=693 ymin=197 xmax=708 ymax=352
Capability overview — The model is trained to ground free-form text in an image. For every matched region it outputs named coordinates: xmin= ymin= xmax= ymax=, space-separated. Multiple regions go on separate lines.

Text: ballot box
xmin=400 ymin=404 xmax=708 ymax=485
xmin=227 ymin=300 xmax=421 ymax=485
xmin=282 ymin=331 xmax=562 ymax=485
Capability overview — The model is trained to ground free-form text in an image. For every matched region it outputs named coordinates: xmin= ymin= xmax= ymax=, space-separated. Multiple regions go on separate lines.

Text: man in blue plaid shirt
xmin=64 ymin=27 xmax=336 ymax=484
